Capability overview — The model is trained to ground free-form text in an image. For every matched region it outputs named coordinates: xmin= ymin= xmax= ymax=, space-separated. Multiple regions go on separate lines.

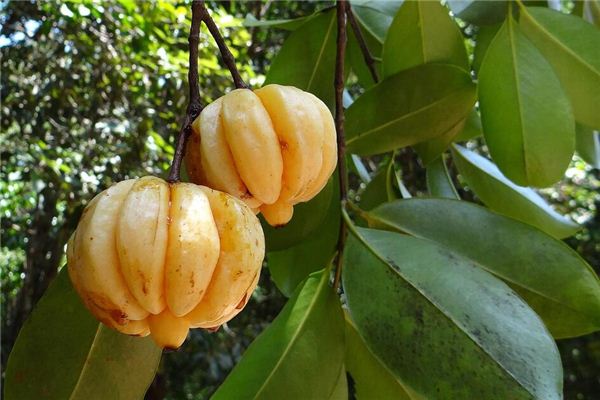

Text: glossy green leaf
xmin=268 ymin=178 xmax=340 ymax=297
xmin=576 ymin=124 xmax=600 ymax=168
xmin=365 ymin=198 xmax=600 ymax=338
xmin=345 ymin=64 xmax=476 ymax=156
xmin=262 ymin=176 xmax=334 ymax=251
xmin=447 ymin=0 xmax=508 ymax=25
xmin=451 ymin=144 xmax=579 ymax=238
xmin=382 ymin=0 xmax=468 ymax=78
xmin=4 ymin=269 xmax=161 ymax=400
xmin=213 ymin=269 xmax=345 ymax=399
xmin=343 ymin=228 xmax=563 ymax=399
xmin=349 ymin=0 xmax=403 ymax=43
xmin=265 ymin=10 xmax=337 ymax=107
xmin=519 ymin=6 xmax=600 ymax=129
xmin=478 ymin=15 xmax=575 ymax=187
xmin=473 ymin=23 xmax=502 ymax=73
xmin=345 ymin=317 xmax=413 ymax=400
xmin=426 ymin=157 xmax=459 ymax=199
xmin=359 ymin=159 xmax=395 ymax=211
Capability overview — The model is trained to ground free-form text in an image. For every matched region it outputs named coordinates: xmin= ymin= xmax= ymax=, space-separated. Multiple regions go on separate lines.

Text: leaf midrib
xmin=351 ymin=229 xmax=537 ymax=399
xmin=252 ymin=273 xmax=329 ymax=399
xmin=346 ymin=86 xmax=469 ymax=145
xmin=306 ymin=13 xmax=335 ymax=91
xmin=69 ymin=324 xmax=102 ymax=400
xmin=521 ymin=7 xmax=600 ymax=80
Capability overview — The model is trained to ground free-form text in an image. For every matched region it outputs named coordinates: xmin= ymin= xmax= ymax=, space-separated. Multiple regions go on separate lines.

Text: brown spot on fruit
xmin=236 ymin=293 xmax=248 ymax=309
xmin=279 ymin=140 xmax=288 ymax=151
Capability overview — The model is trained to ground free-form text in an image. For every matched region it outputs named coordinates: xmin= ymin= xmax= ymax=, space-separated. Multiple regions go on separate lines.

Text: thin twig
xmin=333 ymin=0 xmax=348 ymax=290
xmin=167 ymin=0 xmax=204 ymax=183
xmin=346 ymin=4 xmax=379 ymax=84
xmin=198 ymin=1 xmax=247 ymax=89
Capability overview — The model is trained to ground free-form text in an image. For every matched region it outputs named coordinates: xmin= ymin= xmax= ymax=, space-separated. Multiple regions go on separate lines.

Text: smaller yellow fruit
xmin=147 ymin=310 xmax=190 ymax=350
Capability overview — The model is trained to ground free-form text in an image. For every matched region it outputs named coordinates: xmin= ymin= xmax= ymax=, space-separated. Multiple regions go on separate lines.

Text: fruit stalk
xmin=167 ymin=0 xmax=204 ymax=183
xmin=333 ymin=0 xmax=348 ymax=289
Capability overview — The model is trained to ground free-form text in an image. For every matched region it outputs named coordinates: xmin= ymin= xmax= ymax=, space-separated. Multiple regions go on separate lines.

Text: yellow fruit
xmin=185 ymin=84 xmax=337 ymax=226
xmin=67 ymin=177 xmax=265 ymax=349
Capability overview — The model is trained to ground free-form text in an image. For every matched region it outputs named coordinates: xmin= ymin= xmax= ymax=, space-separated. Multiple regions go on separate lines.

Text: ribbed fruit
xmin=185 ymin=84 xmax=337 ymax=226
xmin=66 ymin=176 xmax=265 ymax=349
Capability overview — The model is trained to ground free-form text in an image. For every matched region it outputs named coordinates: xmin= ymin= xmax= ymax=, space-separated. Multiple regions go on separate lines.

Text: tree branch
xmin=198 ymin=1 xmax=247 ymax=89
xmin=167 ymin=0 xmax=204 ymax=183
xmin=346 ymin=4 xmax=379 ymax=84
xmin=333 ymin=0 xmax=348 ymax=289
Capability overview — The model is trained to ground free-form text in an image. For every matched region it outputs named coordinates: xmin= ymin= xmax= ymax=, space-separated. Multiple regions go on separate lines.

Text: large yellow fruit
xmin=185 ymin=84 xmax=337 ymax=226
xmin=66 ymin=176 xmax=265 ymax=349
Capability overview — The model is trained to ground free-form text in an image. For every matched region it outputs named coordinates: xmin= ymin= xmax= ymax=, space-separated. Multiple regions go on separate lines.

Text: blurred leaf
xmin=382 ymin=0 xmax=468 ymax=77
xmin=426 ymin=157 xmax=459 ymax=199
xmin=242 ymin=13 xmax=312 ymax=30
xmin=343 ymin=228 xmax=563 ymax=399
xmin=351 ymin=155 xmax=371 ymax=183
xmin=265 ymin=10 xmax=338 ymax=107
xmin=519 ymin=6 xmax=600 ymax=129
xmin=576 ymin=124 xmax=600 ymax=168
xmin=447 ymin=0 xmax=508 ymax=25
xmin=268 ymin=177 xmax=340 ymax=297
xmin=472 ymin=23 xmax=502 ymax=73
xmin=4 ymin=269 xmax=161 ymax=400
xmin=262 ymin=175 xmax=335 ymax=252
xmin=478 ymin=15 xmax=575 ymax=187
xmin=328 ymin=365 xmax=348 ymax=400
xmin=213 ymin=269 xmax=345 ymax=399
xmin=346 ymin=64 xmax=476 ymax=156
xmin=365 ymin=198 xmax=600 ymax=338
xmin=349 ymin=0 xmax=403 ymax=43
xmin=345 ymin=317 xmax=413 ymax=400
xmin=451 ymin=144 xmax=579 ymax=238
xmin=359 ymin=159 xmax=395 ymax=211
xmin=414 ymin=117 xmax=466 ymax=165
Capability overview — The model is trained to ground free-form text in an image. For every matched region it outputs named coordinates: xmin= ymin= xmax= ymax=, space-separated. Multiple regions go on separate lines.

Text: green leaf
xmin=454 ymin=108 xmax=483 ymax=142
xmin=343 ymin=228 xmax=563 ymax=399
xmin=213 ymin=269 xmax=345 ymax=399
xmin=359 ymin=159 xmax=396 ymax=211
xmin=345 ymin=64 xmax=476 ymax=156
xmin=413 ymin=117 xmax=466 ymax=165
xmin=382 ymin=0 xmax=468 ymax=78
xmin=349 ymin=0 xmax=403 ymax=43
xmin=345 ymin=317 xmax=413 ymax=400
xmin=242 ymin=13 xmax=312 ymax=30
xmin=519 ymin=6 xmax=600 ymax=129
xmin=447 ymin=0 xmax=508 ymax=25
xmin=328 ymin=365 xmax=348 ymax=400
xmin=265 ymin=10 xmax=337 ymax=107
xmin=262 ymin=176 xmax=334 ymax=251
xmin=426 ymin=157 xmax=459 ymax=199
xmin=478 ymin=14 xmax=575 ymax=187
xmin=576 ymin=124 xmax=600 ymax=168
xmin=473 ymin=23 xmax=502 ymax=73
xmin=4 ymin=269 xmax=161 ymax=400
xmin=365 ymin=198 xmax=600 ymax=338
xmin=268 ymin=179 xmax=340 ymax=297
xmin=451 ymin=144 xmax=579 ymax=239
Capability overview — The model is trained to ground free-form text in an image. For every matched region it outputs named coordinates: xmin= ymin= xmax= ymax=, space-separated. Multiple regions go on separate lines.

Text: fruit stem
xmin=346 ymin=4 xmax=379 ymax=84
xmin=333 ymin=0 xmax=348 ymax=290
xmin=167 ymin=0 xmax=204 ymax=184
xmin=198 ymin=1 xmax=248 ymax=89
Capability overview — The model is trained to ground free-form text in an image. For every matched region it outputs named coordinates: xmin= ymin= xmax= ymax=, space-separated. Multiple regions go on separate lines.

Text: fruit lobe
xmin=67 ymin=177 xmax=265 ymax=349
xmin=185 ymin=84 xmax=337 ymax=226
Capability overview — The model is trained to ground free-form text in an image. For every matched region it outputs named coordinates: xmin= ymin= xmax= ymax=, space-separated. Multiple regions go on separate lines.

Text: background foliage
xmin=1 ymin=1 xmax=599 ymax=399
